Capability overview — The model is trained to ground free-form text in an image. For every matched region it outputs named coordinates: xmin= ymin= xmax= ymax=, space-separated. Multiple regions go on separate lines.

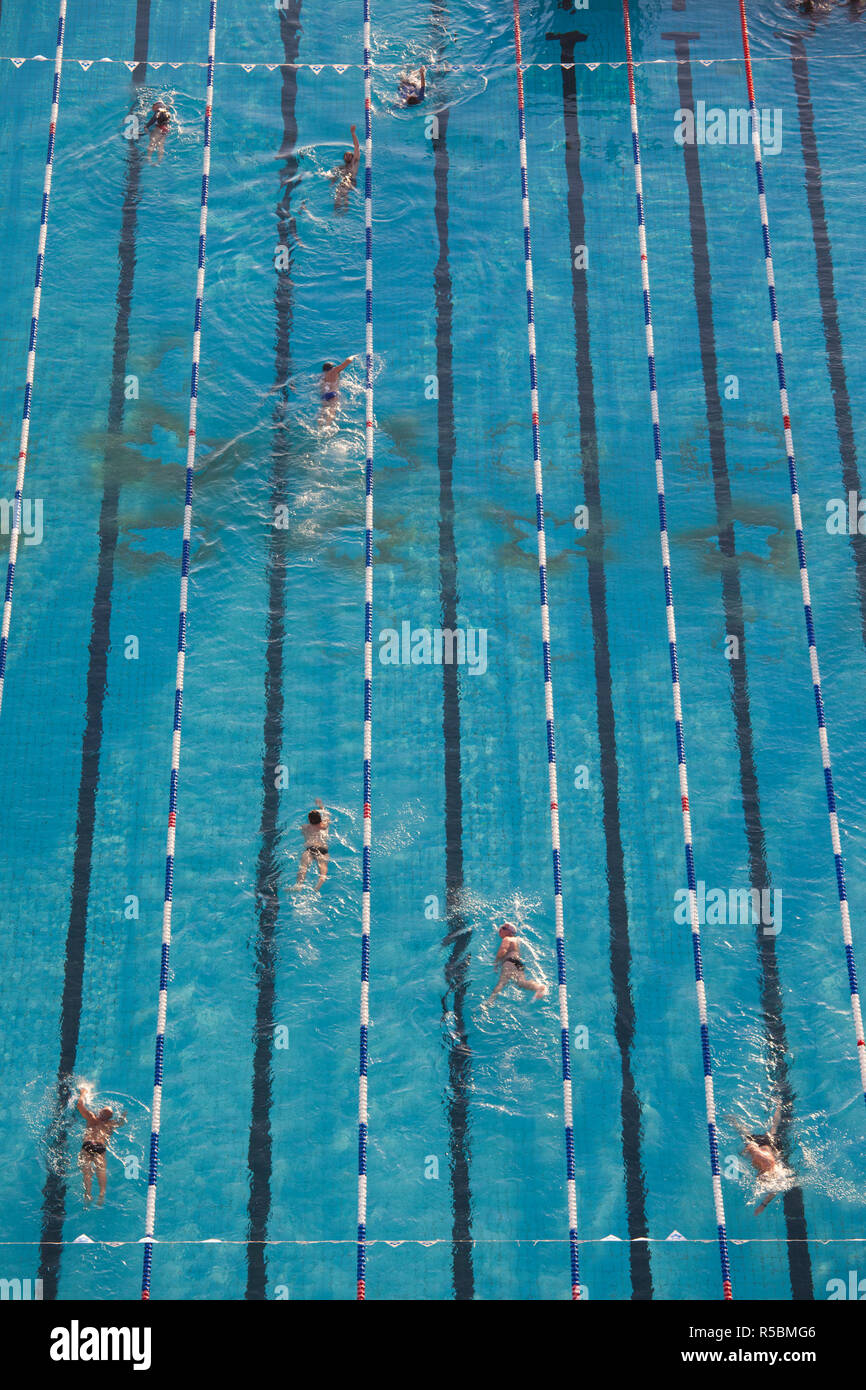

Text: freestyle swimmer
xmin=294 ymin=798 xmax=333 ymax=892
xmin=330 ymin=124 xmax=361 ymax=213
xmin=487 ymin=922 xmax=547 ymax=1007
xmin=731 ymin=1104 xmax=795 ymax=1215
xmin=318 ymin=357 xmax=354 ymax=427
xmin=77 ymin=1086 xmax=126 ymax=1206
xmin=145 ymin=100 xmax=172 ymax=163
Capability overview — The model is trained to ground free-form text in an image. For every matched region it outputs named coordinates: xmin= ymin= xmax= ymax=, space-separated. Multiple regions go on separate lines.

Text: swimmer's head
xmin=322 ymin=362 xmax=334 ymax=373
xmin=499 ymin=922 xmax=517 ymax=938
xmin=343 ymin=151 xmax=353 ymax=165
xmin=98 ymin=1107 xmax=113 ymax=1121
xmin=308 ymin=810 xmax=322 ymax=825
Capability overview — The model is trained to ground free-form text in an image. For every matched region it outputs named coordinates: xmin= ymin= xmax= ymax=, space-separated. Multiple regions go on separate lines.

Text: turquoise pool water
xmin=1 ymin=0 xmax=865 ymax=1300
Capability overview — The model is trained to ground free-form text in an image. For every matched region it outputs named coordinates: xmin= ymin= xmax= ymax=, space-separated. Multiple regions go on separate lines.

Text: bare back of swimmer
xmin=487 ymin=922 xmax=547 ymax=1007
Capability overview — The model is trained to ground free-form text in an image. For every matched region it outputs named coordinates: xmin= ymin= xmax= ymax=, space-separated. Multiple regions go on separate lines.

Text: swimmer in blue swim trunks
xmin=319 ymin=356 xmax=354 ymax=427
xmin=397 ymin=66 xmax=426 ymax=106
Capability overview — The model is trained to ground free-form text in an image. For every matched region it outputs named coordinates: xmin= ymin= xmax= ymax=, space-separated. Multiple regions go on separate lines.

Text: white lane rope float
xmin=738 ymin=0 xmax=866 ymax=1103
xmin=622 ymin=0 xmax=733 ymax=1300
xmin=356 ymin=0 xmax=375 ymax=1305
xmin=511 ymin=0 xmax=582 ymax=1302
xmin=140 ymin=0 xmax=218 ymax=1302
xmin=0 ymin=0 xmax=67 ymax=720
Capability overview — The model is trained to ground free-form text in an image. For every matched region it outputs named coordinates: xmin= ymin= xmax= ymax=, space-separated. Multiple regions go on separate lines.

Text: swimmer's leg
xmin=486 ymin=973 xmax=508 ymax=1008
xmin=518 ymin=975 xmax=548 ymax=1002
xmin=315 ymin=856 xmax=328 ymax=892
xmin=294 ymin=849 xmax=313 ymax=887
xmin=96 ymin=1155 xmax=108 ymax=1207
xmin=79 ymin=1153 xmax=93 ymax=1202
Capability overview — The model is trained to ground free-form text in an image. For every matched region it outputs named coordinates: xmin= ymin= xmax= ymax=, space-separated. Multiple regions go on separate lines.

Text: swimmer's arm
xmin=335 ymin=358 xmax=355 ymax=376
xmin=351 ymin=124 xmax=360 ymax=159
xmin=144 ymin=114 xmax=157 ymax=130
xmin=77 ymin=1088 xmax=96 ymax=1123
xmin=419 ymin=67 xmax=426 ymax=94
xmin=754 ymin=1190 xmax=777 ymax=1216
xmin=768 ymin=1102 xmax=783 ymax=1139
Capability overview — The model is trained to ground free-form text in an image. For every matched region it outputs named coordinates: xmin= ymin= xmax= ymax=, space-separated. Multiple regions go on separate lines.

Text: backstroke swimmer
xmin=318 ymin=357 xmax=355 ymax=427
xmin=145 ymin=100 xmax=172 ymax=163
xmin=397 ymin=66 xmax=426 ymax=106
xmin=330 ymin=124 xmax=361 ymax=213
xmin=77 ymin=1086 xmax=126 ymax=1206
xmin=293 ymin=798 xmax=333 ymax=892
xmin=731 ymin=1104 xmax=795 ymax=1215
xmin=486 ymin=922 xmax=547 ymax=1007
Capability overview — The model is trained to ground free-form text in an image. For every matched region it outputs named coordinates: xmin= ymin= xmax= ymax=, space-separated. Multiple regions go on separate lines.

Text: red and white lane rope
xmin=738 ymin=0 xmax=866 ymax=1103
xmin=622 ymin=0 xmax=732 ymax=1299
xmin=511 ymin=0 xmax=581 ymax=1301
xmin=141 ymin=0 xmax=218 ymax=1302
xmin=0 ymin=0 xmax=67 ymax=719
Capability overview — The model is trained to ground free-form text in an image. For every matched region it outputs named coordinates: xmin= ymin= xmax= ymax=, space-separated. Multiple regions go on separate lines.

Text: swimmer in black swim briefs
xmin=487 ymin=922 xmax=547 ymax=1007
xmin=77 ymin=1085 xmax=126 ymax=1205
xmin=294 ymin=799 xmax=334 ymax=892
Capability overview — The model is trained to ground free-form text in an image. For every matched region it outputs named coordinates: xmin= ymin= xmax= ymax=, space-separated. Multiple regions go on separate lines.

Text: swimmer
xmin=731 ymin=1104 xmax=794 ymax=1215
xmin=330 ymin=124 xmax=361 ymax=213
xmin=397 ymin=66 xmax=426 ymax=106
xmin=76 ymin=1086 xmax=126 ymax=1206
xmin=145 ymin=100 xmax=172 ymax=163
xmin=318 ymin=356 xmax=354 ymax=427
xmin=486 ymin=922 xmax=547 ymax=1007
xmin=294 ymin=798 xmax=332 ymax=891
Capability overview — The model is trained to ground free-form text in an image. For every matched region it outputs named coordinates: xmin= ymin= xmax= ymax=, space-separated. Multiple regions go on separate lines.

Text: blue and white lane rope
xmin=0 ymin=0 xmax=67 ymax=721
xmin=141 ymin=0 xmax=218 ymax=1302
xmin=356 ymin=0 xmax=374 ymax=1305
xmin=738 ymin=0 xmax=866 ymax=1101
xmin=622 ymin=0 xmax=733 ymax=1300
xmin=511 ymin=0 xmax=581 ymax=1302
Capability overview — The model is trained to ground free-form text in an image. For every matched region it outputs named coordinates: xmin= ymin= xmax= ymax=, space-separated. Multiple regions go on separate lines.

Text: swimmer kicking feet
xmin=731 ymin=1104 xmax=795 ymax=1214
xmin=318 ymin=357 xmax=354 ymax=427
xmin=77 ymin=1086 xmax=126 ymax=1206
xmin=145 ymin=100 xmax=172 ymax=163
xmin=487 ymin=922 xmax=547 ymax=1007
xmin=294 ymin=798 xmax=332 ymax=892
xmin=330 ymin=124 xmax=361 ymax=213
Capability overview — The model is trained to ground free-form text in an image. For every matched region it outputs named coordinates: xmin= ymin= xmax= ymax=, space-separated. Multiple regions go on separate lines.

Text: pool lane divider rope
xmin=140 ymin=0 xmax=217 ymax=1302
xmin=511 ymin=0 xmax=581 ymax=1302
xmin=738 ymin=0 xmax=866 ymax=1105
xmin=621 ymin=0 xmax=733 ymax=1301
xmin=0 ymin=0 xmax=66 ymax=720
xmin=356 ymin=0 xmax=374 ymax=1304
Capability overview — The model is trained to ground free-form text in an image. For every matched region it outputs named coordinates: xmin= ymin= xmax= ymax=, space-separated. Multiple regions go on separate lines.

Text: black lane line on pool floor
xmin=432 ymin=88 xmax=475 ymax=1298
xmin=546 ymin=27 xmax=653 ymax=1301
xmin=38 ymin=0 xmax=152 ymax=1300
xmin=663 ymin=29 xmax=813 ymax=1299
xmin=246 ymin=0 xmax=302 ymax=1303
xmin=785 ymin=31 xmax=866 ymax=651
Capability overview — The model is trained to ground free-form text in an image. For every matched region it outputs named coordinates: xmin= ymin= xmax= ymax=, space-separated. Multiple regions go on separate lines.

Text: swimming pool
xmin=1 ymin=0 xmax=865 ymax=1301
